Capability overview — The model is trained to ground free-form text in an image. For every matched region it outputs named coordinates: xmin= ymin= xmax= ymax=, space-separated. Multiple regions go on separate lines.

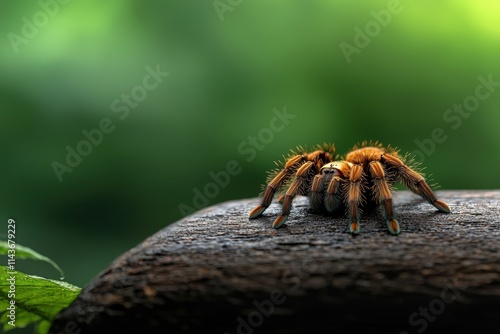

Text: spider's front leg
xmin=314 ymin=162 xmax=348 ymax=213
xmin=309 ymin=172 xmax=344 ymax=212
xmin=309 ymin=174 xmax=325 ymax=210
xmin=348 ymin=164 xmax=364 ymax=234
xmin=325 ymin=175 xmax=344 ymax=213
xmin=369 ymin=161 xmax=400 ymax=235
xmin=273 ymin=161 xmax=315 ymax=228
xmin=249 ymin=155 xmax=305 ymax=219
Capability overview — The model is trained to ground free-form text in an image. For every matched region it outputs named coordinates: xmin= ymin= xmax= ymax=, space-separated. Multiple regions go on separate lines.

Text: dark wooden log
xmin=50 ymin=191 xmax=500 ymax=334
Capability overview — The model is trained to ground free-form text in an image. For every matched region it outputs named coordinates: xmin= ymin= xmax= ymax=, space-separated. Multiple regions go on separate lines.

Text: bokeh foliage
xmin=1 ymin=0 xmax=500 ymax=289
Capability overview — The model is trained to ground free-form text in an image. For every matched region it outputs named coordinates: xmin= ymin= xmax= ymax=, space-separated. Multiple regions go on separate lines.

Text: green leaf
xmin=0 ymin=267 xmax=81 ymax=333
xmin=36 ymin=320 xmax=53 ymax=334
xmin=0 ymin=241 xmax=65 ymax=279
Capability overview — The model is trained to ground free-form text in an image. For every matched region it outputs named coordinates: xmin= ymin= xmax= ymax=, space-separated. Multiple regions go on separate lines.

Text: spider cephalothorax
xmin=248 ymin=142 xmax=450 ymax=235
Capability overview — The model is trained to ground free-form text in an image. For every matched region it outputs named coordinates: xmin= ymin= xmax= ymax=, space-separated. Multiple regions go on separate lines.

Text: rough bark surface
xmin=50 ymin=191 xmax=500 ymax=334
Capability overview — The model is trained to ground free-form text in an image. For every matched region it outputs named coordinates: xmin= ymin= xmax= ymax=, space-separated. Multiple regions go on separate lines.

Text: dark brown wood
xmin=50 ymin=191 xmax=500 ymax=334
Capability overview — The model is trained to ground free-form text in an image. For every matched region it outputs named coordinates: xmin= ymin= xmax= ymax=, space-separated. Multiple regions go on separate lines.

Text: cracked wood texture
xmin=50 ymin=190 xmax=500 ymax=334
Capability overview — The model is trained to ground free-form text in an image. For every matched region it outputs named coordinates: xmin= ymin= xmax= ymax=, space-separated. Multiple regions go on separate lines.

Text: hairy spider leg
xmin=276 ymin=194 xmax=285 ymax=204
xmin=309 ymin=174 xmax=324 ymax=210
xmin=325 ymin=176 xmax=344 ymax=213
xmin=273 ymin=161 xmax=316 ymax=228
xmin=348 ymin=164 xmax=364 ymax=234
xmin=381 ymin=153 xmax=450 ymax=213
xmin=369 ymin=161 xmax=400 ymax=235
xmin=250 ymin=149 xmax=333 ymax=219
xmin=249 ymin=154 xmax=305 ymax=219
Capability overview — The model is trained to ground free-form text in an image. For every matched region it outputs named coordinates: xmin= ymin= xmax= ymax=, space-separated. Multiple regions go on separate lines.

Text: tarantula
xmin=248 ymin=142 xmax=450 ymax=235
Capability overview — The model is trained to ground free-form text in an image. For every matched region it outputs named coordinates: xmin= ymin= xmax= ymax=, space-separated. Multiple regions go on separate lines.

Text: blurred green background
xmin=1 ymin=0 xmax=500 ymax=291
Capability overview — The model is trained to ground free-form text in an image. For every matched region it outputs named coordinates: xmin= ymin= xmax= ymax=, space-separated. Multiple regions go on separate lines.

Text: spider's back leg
xmin=382 ymin=153 xmax=450 ymax=213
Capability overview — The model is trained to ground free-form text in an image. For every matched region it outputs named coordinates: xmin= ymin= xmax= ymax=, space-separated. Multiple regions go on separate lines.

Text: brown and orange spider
xmin=248 ymin=142 xmax=450 ymax=235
